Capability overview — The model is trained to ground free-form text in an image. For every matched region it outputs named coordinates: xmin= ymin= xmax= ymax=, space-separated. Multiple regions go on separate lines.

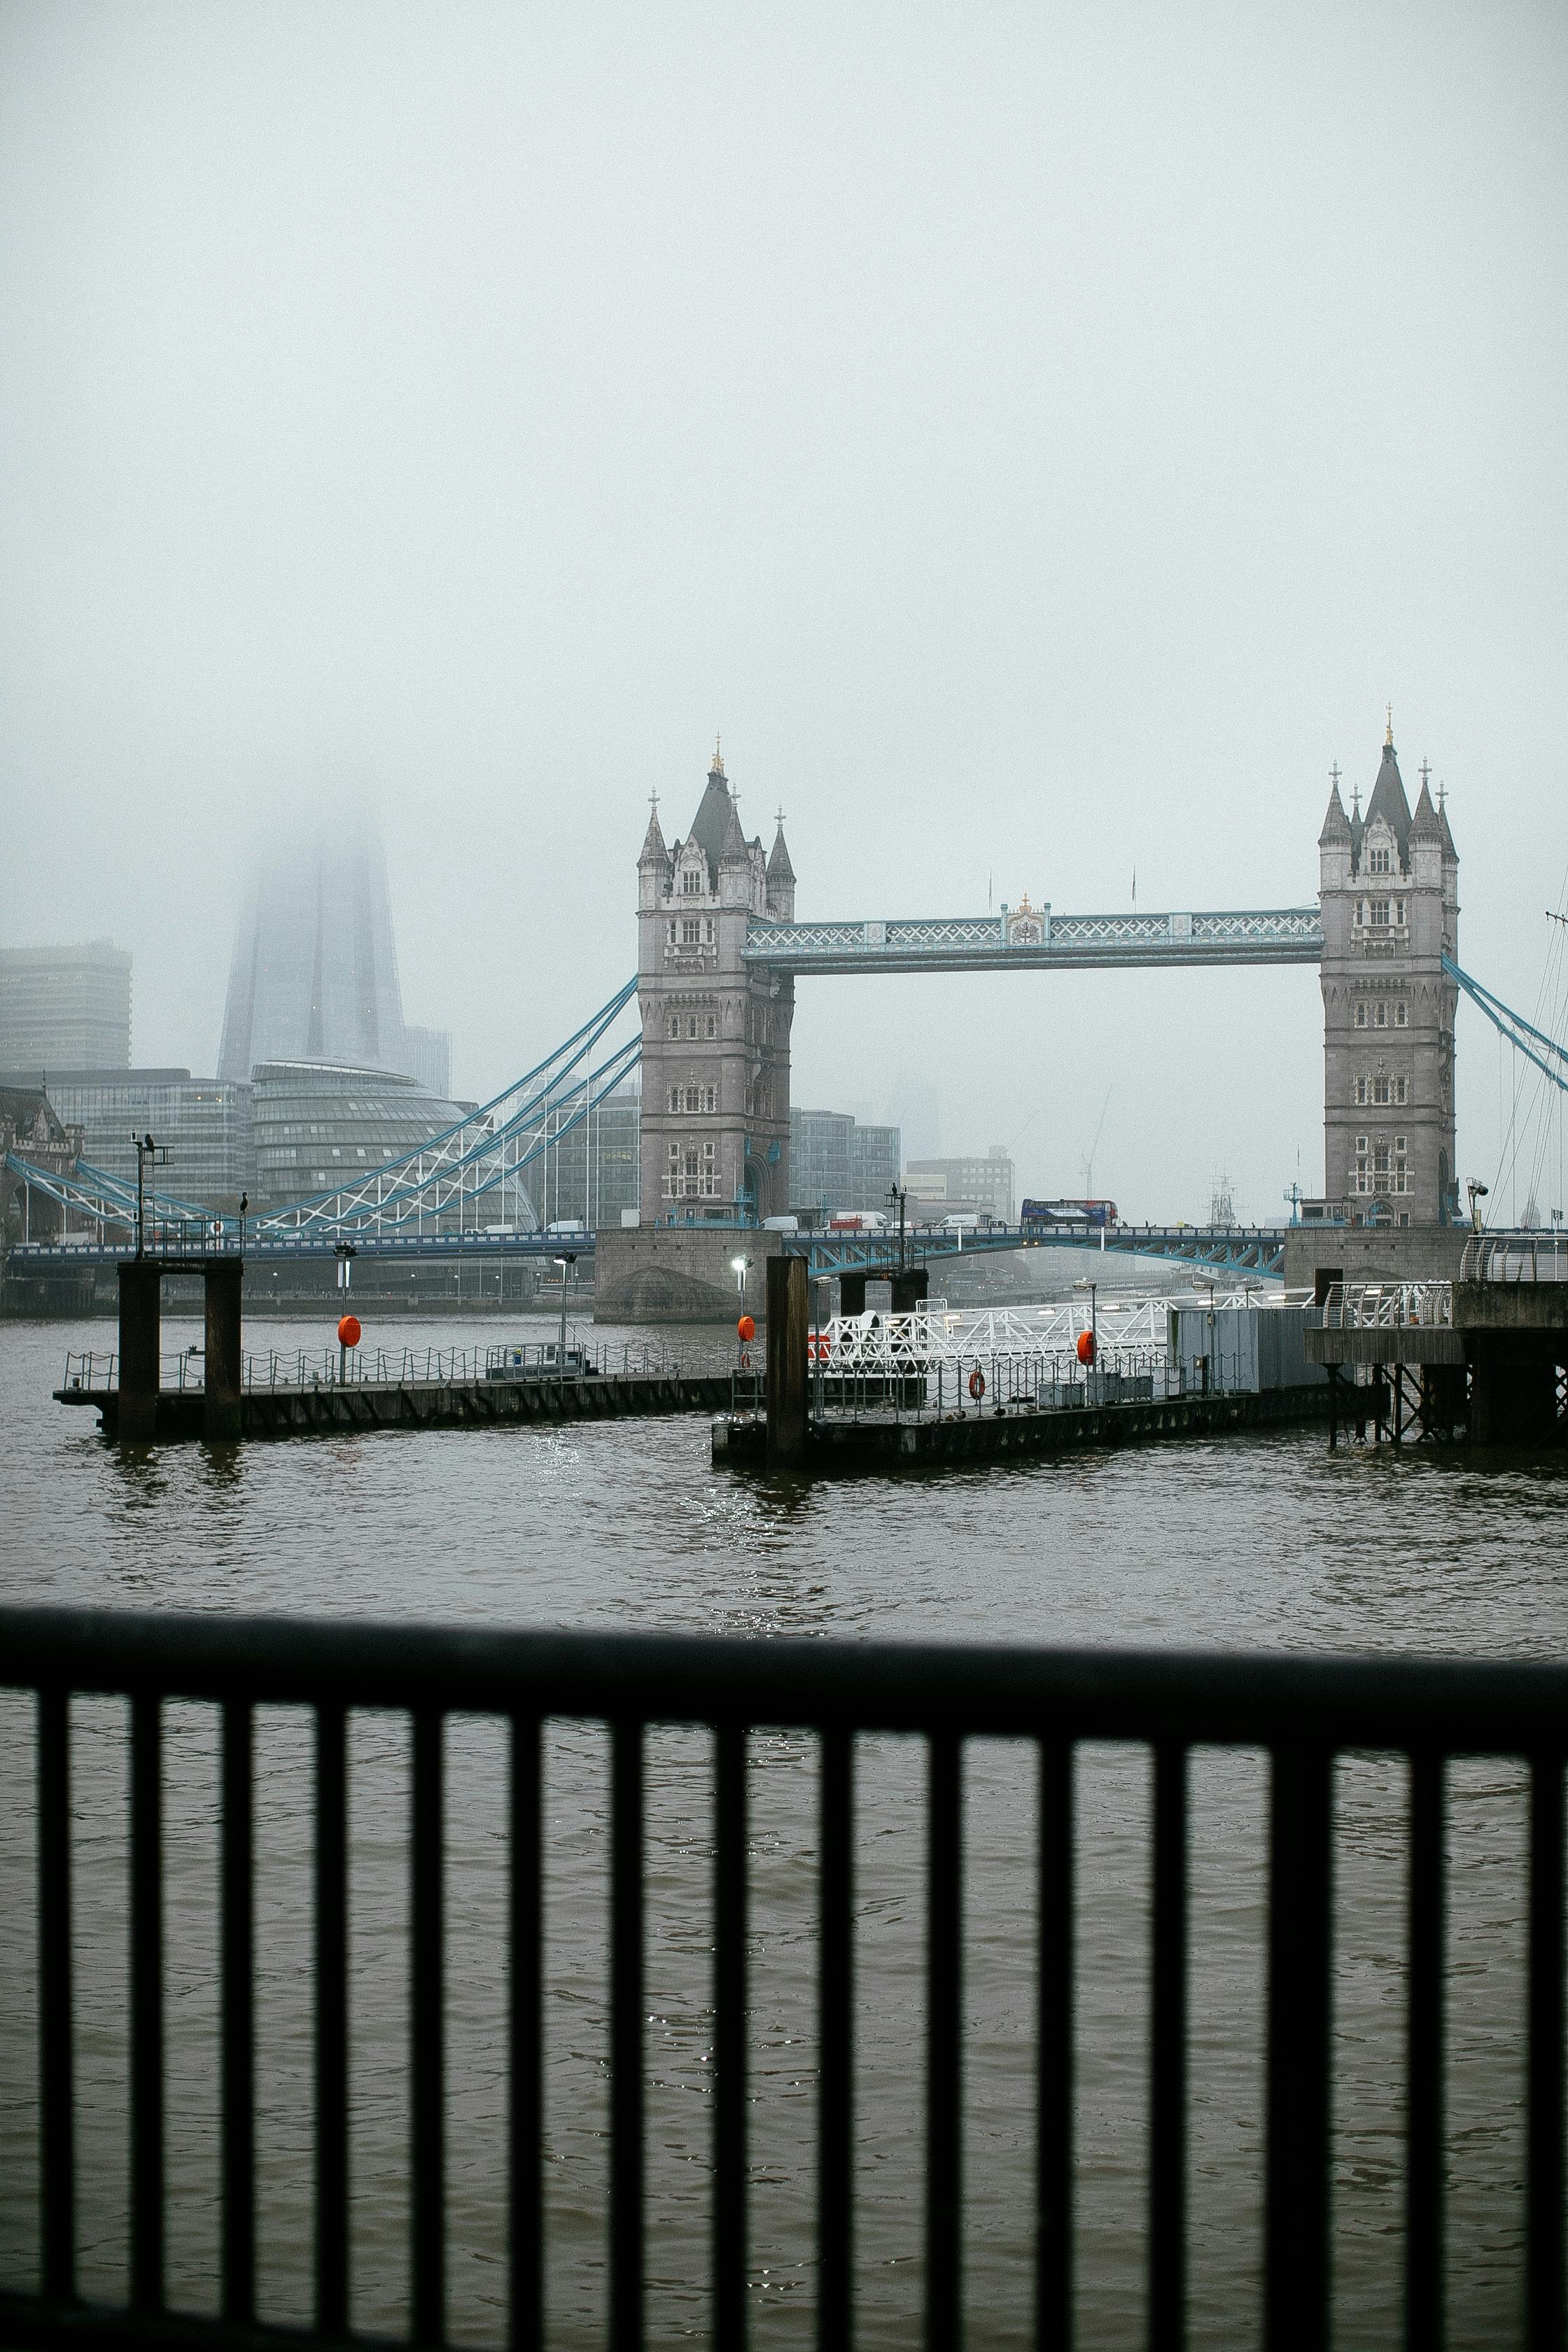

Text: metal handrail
xmin=1 ymin=1605 xmax=1566 ymax=2351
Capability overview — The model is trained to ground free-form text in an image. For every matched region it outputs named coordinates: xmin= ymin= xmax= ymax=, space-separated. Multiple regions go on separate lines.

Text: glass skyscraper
xmin=218 ymin=827 xmax=449 ymax=1089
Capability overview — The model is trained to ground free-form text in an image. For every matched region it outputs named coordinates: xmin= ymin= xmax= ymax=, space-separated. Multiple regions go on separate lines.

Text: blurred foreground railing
xmin=2 ymin=1607 xmax=1566 ymax=2351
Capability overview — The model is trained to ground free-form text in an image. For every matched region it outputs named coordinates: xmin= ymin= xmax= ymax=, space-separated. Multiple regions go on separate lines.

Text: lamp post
xmin=732 ymin=1255 xmax=752 ymax=1365
xmin=887 ymin=1184 xmax=908 ymax=1272
xmin=555 ymin=1252 xmax=577 ymax=1364
xmin=132 ymin=1132 xmax=167 ymax=1258
xmin=1467 ymin=1180 xmax=1489 ymax=1233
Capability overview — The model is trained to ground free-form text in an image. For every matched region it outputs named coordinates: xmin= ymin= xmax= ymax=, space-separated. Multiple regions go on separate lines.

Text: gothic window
xmin=704 ymin=918 xmax=715 ymax=945
xmin=1373 ymin=1077 xmax=1391 ymax=1107
xmin=666 ymin=1015 xmax=680 ymax=1040
xmin=681 ymin=868 xmax=704 ymax=896
xmin=1354 ymin=1002 xmax=1368 ymax=1028
xmin=1368 ymin=899 xmax=1390 ymax=927
xmin=1354 ymin=899 xmax=1366 ymax=926
xmin=1394 ymin=1002 xmax=1408 ymax=1028
xmin=1395 ymin=899 xmax=1406 ymax=925
xmin=1368 ymin=847 xmax=1392 ymax=875
xmin=687 ymin=1016 xmax=699 ymax=1040
xmin=1373 ymin=1144 xmax=1390 ymax=1177
xmin=668 ymin=1087 xmax=680 ymax=1114
xmin=680 ymin=918 xmax=702 ymax=946
xmin=704 ymin=1014 xmax=717 ymax=1038
xmin=666 ymin=920 xmax=677 ymax=946
xmin=1374 ymin=1002 xmax=1387 ymax=1028
xmin=1394 ymin=1077 xmax=1408 ymax=1105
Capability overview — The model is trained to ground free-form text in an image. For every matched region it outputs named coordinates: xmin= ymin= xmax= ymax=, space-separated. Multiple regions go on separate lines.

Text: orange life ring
xmin=968 ymin=1366 xmax=986 ymax=1400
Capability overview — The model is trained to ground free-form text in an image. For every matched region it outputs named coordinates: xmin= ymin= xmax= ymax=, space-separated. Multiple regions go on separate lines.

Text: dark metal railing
xmin=2 ymin=1607 xmax=1567 ymax=2351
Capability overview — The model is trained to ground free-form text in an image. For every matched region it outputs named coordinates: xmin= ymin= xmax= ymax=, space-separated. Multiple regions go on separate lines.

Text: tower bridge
xmin=13 ymin=718 xmax=1565 ymax=1325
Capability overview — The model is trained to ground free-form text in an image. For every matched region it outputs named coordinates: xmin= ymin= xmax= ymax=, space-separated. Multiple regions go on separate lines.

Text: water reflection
xmin=2 ymin=1314 xmax=1567 ymax=2346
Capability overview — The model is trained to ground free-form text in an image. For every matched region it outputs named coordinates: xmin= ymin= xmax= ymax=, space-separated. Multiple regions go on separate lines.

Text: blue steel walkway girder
xmin=742 ymin=909 xmax=1325 ymax=975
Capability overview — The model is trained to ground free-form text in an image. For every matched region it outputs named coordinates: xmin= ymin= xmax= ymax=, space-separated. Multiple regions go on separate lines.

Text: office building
xmin=905 ymin=1147 xmax=1016 ymax=1223
xmin=0 ymin=942 xmax=132 ymax=1071
xmin=44 ymin=1070 xmax=251 ymax=1211
xmin=248 ymin=1060 xmax=475 ymax=1215
xmin=523 ymin=1081 xmax=641 ymax=1230
xmin=400 ymin=1023 xmax=453 ymax=1099
xmin=790 ymin=1108 xmax=902 ymax=1217
xmin=219 ymin=825 xmax=449 ymax=1088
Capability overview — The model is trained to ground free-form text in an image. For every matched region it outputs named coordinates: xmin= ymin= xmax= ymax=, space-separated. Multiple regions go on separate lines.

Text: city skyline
xmin=1 ymin=9 xmax=1564 ymax=1223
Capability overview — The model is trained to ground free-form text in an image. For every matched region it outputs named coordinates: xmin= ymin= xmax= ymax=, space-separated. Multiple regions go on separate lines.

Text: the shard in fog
xmin=218 ymin=827 xmax=449 ymax=1093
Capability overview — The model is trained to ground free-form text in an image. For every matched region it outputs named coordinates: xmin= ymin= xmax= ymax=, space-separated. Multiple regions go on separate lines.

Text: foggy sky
xmin=3 ymin=3 xmax=1565 ymax=1222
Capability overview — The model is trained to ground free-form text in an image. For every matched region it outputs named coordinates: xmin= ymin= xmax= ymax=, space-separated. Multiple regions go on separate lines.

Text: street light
xmin=731 ymin=1254 xmax=752 ymax=1295
xmin=1467 ymin=1180 xmax=1490 ymax=1233
xmin=554 ymin=1251 xmax=578 ymax=1364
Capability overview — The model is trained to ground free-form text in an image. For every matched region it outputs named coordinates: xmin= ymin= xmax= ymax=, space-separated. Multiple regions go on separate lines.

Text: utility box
xmin=1168 ymin=1304 xmax=1326 ymax=1394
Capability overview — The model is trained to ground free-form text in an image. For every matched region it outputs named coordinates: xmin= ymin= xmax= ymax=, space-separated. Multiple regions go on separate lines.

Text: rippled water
xmin=2 ymin=1310 xmax=1567 ymax=2348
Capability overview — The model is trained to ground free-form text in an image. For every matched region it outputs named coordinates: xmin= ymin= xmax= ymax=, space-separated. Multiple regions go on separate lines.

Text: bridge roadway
xmin=10 ymin=1220 xmax=1290 ymax=1278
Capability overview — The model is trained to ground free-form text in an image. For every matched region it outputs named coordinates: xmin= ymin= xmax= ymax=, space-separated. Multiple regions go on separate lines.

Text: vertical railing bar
xmin=1150 ymin=1742 xmax=1189 ymax=2352
xmin=412 ymin=1708 xmax=446 ymax=2348
xmin=509 ymin=1714 xmax=543 ymax=2352
xmin=715 ymin=1724 xmax=748 ymax=2351
xmin=1037 ymin=1738 xmax=1074 ymax=2352
xmin=39 ymin=1686 xmax=76 ymax=2304
xmin=1527 ymin=1752 xmax=1564 ymax=2352
xmin=1265 ymin=1745 xmax=1332 ymax=2352
xmin=130 ymin=1693 xmax=164 ymax=2312
xmin=1406 ymin=1750 xmax=1444 ymax=2352
xmin=610 ymin=1719 xmax=645 ymax=2352
xmin=818 ymin=1728 xmax=853 ymax=2352
xmin=221 ymin=1700 xmax=256 ymax=2323
xmin=927 ymin=1732 xmax=962 ymax=2352
xmin=315 ymin=1704 xmax=349 ymax=2336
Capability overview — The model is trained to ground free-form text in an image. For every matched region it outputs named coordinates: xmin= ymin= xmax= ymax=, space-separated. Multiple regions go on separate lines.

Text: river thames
xmin=2 ymin=1310 xmax=1567 ymax=2350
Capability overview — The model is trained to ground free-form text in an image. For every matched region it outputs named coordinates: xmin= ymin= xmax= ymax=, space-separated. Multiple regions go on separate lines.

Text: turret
xmin=766 ymin=813 xmax=796 ymax=920
xmin=1318 ymin=769 xmax=1352 ymax=892
xmin=1410 ymin=770 xmax=1443 ymax=892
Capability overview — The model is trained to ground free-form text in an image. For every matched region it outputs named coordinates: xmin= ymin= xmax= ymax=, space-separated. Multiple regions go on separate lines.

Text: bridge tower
xmin=1317 ymin=723 xmax=1459 ymax=1224
xmin=637 ymin=748 xmax=795 ymax=1224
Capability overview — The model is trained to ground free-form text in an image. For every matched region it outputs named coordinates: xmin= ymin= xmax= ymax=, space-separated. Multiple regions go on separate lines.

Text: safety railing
xmin=2 ymin=1606 xmax=1566 ymax=2351
xmin=1306 ymin=1282 xmax=1455 ymax=1331
xmin=1460 ymin=1235 xmax=1568 ymax=1284
xmin=59 ymin=1339 xmax=709 ymax=1398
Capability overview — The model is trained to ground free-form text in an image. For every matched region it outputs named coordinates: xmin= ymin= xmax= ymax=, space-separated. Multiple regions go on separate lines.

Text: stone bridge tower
xmin=1317 ymin=722 xmax=1459 ymax=1224
xmin=637 ymin=748 xmax=795 ymax=1223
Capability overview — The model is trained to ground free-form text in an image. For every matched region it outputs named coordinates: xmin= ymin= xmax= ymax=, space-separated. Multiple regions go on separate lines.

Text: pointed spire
xmin=639 ymin=787 xmax=667 ymax=865
xmin=766 ymin=809 xmax=795 ymax=883
xmin=711 ymin=734 xmax=725 ymax=780
xmin=1410 ymin=776 xmax=1443 ymax=841
xmin=1318 ymin=765 xmax=1352 ymax=847
xmin=1363 ymin=724 xmax=1414 ymax=867
xmin=718 ymin=783 xmax=749 ymax=864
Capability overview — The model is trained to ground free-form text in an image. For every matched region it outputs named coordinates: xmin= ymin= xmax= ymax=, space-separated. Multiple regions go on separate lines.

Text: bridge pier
xmin=116 ymin=1261 xmax=161 ymax=1443
xmin=839 ymin=1273 xmax=867 ymax=1318
xmin=890 ymin=1268 xmax=928 ymax=1315
xmin=203 ymin=1261 xmax=244 ymax=1441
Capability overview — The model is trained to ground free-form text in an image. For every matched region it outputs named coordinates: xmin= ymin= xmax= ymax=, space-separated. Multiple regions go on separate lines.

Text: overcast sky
xmin=3 ymin=3 xmax=1565 ymax=1221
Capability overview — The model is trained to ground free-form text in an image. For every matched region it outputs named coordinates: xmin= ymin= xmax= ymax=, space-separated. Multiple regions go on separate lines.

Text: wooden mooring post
xmin=766 ymin=1254 xmax=810 ymax=1468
